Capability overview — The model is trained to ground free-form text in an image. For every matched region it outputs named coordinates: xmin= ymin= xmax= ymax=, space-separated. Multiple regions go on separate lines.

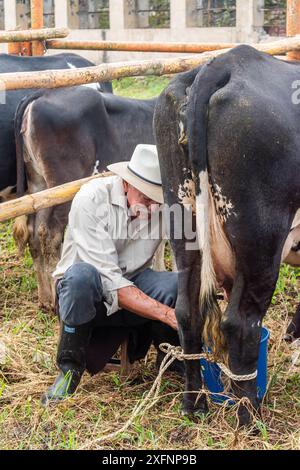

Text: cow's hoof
xmin=182 ymin=395 xmax=209 ymax=418
xmin=285 ymin=321 xmax=300 ymax=343
xmin=38 ymin=302 xmax=55 ymax=314
xmin=284 ymin=332 xmax=295 ymax=343
xmin=237 ymin=403 xmax=260 ymax=429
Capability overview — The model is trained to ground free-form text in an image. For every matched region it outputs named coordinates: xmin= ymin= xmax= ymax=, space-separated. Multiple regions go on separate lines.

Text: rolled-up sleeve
xmin=68 ymin=190 xmax=133 ymax=315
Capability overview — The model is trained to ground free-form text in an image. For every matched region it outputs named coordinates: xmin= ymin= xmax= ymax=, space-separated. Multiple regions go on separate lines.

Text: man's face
xmin=123 ymin=181 xmax=160 ymax=219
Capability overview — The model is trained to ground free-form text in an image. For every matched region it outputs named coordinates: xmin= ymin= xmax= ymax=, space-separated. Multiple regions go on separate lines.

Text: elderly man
xmin=42 ymin=145 xmax=181 ymax=404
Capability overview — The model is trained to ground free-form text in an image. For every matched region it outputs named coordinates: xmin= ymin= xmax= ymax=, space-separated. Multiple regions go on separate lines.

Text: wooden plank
xmin=2 ymin=36 xmax=300 ymax=92
xmin=120 ymin=338 xmax=132 ymax=377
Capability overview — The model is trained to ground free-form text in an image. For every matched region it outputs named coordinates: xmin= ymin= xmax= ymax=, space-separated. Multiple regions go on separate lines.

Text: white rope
xmin=80 ymin=342 xmax=257 ymax=449
xmin=159 ymin=343 xmax=258 ymax=382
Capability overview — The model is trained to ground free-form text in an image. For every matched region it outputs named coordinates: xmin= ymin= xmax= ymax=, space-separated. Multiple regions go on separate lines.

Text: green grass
xmin=272 ymin=264 xmax=300 ymax=304
xmin=1 ymin=216 xmax=299 ymax=450
xmin=113 ymin=76 xmax=171 ymax=99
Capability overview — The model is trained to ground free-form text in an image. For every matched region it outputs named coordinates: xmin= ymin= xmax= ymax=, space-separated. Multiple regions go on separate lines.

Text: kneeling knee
xmin=60 ymin=262 xmax=102 ymax=300
xmin=161 ymin=274 xmax=178 ymax=307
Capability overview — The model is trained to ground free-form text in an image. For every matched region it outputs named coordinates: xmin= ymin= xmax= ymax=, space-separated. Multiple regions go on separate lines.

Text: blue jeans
xmin=56 ymin=262 xmax=178 ymax=328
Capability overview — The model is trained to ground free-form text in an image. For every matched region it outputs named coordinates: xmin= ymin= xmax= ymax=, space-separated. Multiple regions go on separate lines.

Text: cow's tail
xmin=186 ymin=59 xmax=231 ymax=359
xmin=13 ymin=90 xmax=44 ymax=255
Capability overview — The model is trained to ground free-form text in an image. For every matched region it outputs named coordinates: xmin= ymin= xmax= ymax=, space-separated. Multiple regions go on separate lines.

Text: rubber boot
xmin=41 ymin=322 xmax=92 ymax=406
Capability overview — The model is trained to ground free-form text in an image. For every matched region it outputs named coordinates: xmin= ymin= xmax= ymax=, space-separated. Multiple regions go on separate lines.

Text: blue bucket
xmin=200 ymin=327 xmax=270 ymax=404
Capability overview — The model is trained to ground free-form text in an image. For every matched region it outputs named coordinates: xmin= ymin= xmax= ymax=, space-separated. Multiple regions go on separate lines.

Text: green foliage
xmin=148 ymin=0 xmax=170 ymax=28
xmin=200 ymin=0 xmax=236 ymax=28
xmin=264 ymin=0 xmax=286 ymax=35
xmin=113 ymin=76 xmax=171 ymax=99
xmin=256 ymin=420 xmax=269 ymax=441
xmin=272 ymin=264 xmax=300 ymax=304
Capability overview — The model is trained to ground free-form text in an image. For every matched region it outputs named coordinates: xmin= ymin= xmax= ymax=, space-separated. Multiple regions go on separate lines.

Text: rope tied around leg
xmin=159 ymin=343 xmax=258 ymax=382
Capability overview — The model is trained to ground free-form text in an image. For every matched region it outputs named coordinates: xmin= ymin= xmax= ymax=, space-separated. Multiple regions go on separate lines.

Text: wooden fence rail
xmin=0 ymin=27 xmax=69 ymax=44
xmin=0 ymin=173 xmax=113 ymax=224
xmin=1 ymin=36 xmax=300 ymax=92
xmin=46 ymin=39 xmax=236 ymax=54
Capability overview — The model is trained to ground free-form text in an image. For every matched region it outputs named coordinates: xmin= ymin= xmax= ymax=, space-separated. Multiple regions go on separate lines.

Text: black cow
xmin=154 ymin=45 xmax=300 ymax=426
xmin=14 ymin=86 xmax=156 ymax=309
xmin=0 ymin=53 xmax=112 ymax=200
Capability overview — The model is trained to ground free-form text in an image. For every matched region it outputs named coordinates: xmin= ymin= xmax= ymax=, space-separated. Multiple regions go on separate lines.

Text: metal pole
xmin=287 ymin=0 xmax=300 ymax=60
xmin=31 ymin=0 xmax=45 ymax=56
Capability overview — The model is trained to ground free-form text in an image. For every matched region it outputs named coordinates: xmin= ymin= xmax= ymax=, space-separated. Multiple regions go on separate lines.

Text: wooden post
xmin=8 ymin=0 xmax=30 ymax=56
xmin=287 ymin=0 xmax=300 ymax=60
xmin=31 ymin=0 xmax=45 ymax=56
xmin=7 ymin=42 xmax=23 ymax=56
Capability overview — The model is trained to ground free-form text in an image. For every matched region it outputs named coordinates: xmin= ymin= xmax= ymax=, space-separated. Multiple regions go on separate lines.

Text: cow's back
xmin=204 ymin=46 xmax=300 ymax=214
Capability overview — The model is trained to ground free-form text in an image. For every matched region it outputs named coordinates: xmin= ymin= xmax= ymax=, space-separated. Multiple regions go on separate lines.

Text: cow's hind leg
xmin=173 ymin=244 xmax=208 ymax=416
xmin=286 ymin=303 xmax=300 ymax=341
xmin=221 ymin=229 xmax=288 ymax=426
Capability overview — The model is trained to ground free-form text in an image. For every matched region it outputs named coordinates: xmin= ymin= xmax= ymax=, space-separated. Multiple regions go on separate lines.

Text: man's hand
xmin=118 ymin=286 xmax=178 ymax=331
xmin=163 ymin=308 xmax=178 ymax=331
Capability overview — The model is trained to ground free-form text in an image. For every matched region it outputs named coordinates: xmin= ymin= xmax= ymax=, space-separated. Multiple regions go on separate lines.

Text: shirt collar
xmin=109 ymin=176 xmax=128 ymax=210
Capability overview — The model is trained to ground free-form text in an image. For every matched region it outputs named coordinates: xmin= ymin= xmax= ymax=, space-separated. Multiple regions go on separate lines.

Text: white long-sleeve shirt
xmin=53 ymin=175 xmax=164 ymax=315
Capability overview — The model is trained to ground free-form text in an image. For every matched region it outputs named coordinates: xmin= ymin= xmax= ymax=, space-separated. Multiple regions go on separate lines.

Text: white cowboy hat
xmin=107 ymin=144 xmax=164 ymax=204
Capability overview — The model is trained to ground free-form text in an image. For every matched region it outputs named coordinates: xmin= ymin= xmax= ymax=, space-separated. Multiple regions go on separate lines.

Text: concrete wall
xmin=1 ymin=0 xmax=267 ymax=62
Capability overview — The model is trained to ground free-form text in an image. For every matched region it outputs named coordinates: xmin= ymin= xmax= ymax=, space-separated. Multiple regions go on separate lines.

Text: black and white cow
xmin=14 ymin=86 xmax=157 ymax=309
xmin=154 ymin=45 xmax=300 ymax=426
xmin=0 ymin=53 xmax=112 ymax=201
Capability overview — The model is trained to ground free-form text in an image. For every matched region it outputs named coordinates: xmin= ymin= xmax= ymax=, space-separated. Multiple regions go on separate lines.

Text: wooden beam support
xmin=31 ymin=0 xmax=45 ymax=56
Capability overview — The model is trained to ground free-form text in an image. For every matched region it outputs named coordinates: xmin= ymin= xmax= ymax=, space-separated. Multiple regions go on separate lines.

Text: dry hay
xmin=0 ymin=221 xmax=299 ymax=450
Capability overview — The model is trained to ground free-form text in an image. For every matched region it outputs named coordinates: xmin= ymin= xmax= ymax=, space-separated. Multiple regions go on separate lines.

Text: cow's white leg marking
xmin=282 ymin=209 xmax=300 ymax=265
